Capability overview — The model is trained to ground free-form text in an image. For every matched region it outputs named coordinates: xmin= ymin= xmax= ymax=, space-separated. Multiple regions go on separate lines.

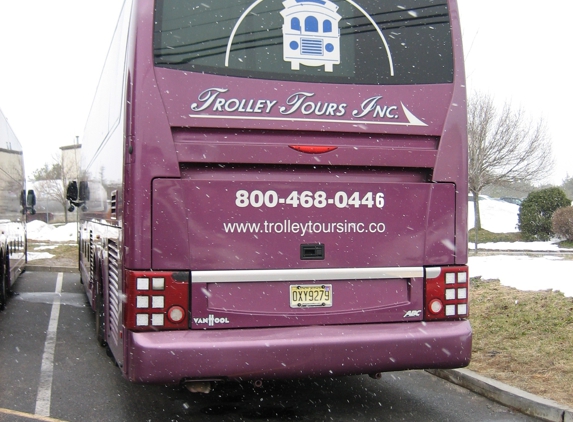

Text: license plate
xmin=290 ymin=284 xmax=332 ymax=308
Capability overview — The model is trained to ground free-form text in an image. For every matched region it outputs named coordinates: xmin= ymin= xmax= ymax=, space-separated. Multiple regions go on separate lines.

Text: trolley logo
xmin=224 ymin=0 xmax=395 ymax=76
xmin=193 ymin=315 xmax=230 ymax=326
xmin=190 ymin=88 xmax=427 ymax=127
xmin=280 ymin=0 xmax=341 ymax=72
xmin=403 ymin=310 xmax=422 ymax=318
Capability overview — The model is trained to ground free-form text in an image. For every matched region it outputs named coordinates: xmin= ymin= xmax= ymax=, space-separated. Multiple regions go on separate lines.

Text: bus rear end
xmin=106 ymin=0 xmax=470 ymax=383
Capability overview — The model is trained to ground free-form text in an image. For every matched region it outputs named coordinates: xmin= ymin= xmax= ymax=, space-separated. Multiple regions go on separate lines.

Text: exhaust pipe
xmin=369 ymin=372 xmax=382 ymax=380
xmin=184 ymin=381 xmax=212 ymax=394
xmin=252 ymin=380 xmax=263 ymax=388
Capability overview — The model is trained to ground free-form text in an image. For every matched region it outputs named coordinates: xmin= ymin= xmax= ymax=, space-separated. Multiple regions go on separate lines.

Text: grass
xmin=468 ymin=228 xmax=523 ymax=243
xmin=469 ymin=278 xmax=573 ymax=408
xmin=469 ymin=228 xmax=573 ymax=249
xmin=28 ymin=241 xmax=78 ymax=268
xmin=468 ymin=229 xmax=573 ymax=407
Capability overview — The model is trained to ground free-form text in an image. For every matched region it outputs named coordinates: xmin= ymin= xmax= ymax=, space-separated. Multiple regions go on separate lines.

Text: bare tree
xmin=468 ymin=92 xmax=553 ymax=234
xmin=32 ymin=154 xmax=74 ymax=223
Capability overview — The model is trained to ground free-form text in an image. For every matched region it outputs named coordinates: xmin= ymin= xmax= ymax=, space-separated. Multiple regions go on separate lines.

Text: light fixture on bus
xmin=125 ymin=271 xmax=189 ymax=330
xmin=424 ymin=266 xmax=469 ymax=321
xmin=289 ymin=145 xmax=338 ymax=154
xmin=167 ymin=306 xmax=185 ymax=324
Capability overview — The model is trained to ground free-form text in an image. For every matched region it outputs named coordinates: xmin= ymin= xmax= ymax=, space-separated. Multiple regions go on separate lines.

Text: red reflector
xmin=429 ymin=299 xmax=443 ymax=314
xmin=167 ymin=306 xmax=185 ymax=323
xmin=289 ymin=145 xmax=338 ymax=154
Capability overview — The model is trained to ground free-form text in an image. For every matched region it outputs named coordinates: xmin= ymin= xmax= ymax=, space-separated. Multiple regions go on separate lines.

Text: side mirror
xmin=79 ymin=181 xmax=90 ymax=201
xmin=67 ymin=181 xmax=88 ymax=212
xmin=27 ymin=190 xmax=36 ymax=207
xmin=26 ymin=190 xmax=37 ymax=215
xmin=67 ymin=181 xmax=78 ymax=201
xmin=20 ymin=190 xmax=27 ymax=214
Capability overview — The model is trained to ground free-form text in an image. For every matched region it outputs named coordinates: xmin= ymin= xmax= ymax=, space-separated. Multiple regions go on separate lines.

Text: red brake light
xmin=167 ymin=306 xmax=185 ymax=323
xmin=428 ymin=298 xmax=444 ymax=314
xmin=424 ymin=266 xmax=469 ymax=321
xmin=289 ymin=145 xmax=338 ymax=154
xmin=125 ymin=270 xmax=189 ymax=331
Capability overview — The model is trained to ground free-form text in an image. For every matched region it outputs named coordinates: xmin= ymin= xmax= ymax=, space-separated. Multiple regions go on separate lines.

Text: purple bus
xmin=70 ymin=0 xmax=470 ymax=386
xmin=1 ymin=108 xmax=32 ymax=310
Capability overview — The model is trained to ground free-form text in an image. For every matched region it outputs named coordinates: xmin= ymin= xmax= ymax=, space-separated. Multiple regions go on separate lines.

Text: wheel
xmin=0 ymin=254 xmax=6 ymax=311
xmin=94 ymin=261 xmax=106 ymax=347
xmin=95 ymin=287 xmax=106 ymax=347
xmin=0 ymin=254 xmax=10 ymax=311
xmin=5 ymin=254 xmax=10 ymax=294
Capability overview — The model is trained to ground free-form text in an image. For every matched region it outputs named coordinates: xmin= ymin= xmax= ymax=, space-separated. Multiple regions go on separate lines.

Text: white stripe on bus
xmin=192 ymin=267 xmax=423 ymax=283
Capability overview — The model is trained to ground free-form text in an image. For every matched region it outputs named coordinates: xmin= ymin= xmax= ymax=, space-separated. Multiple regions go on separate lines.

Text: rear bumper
xmin=126 ymin=320 xmax=472 ymax=383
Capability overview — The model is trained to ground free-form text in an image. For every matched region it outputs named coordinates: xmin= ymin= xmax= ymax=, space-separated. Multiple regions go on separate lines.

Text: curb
xmin=26 ymin=265 xmax=78 ymax=274
xmin=427 ymin=369 xmax=573 ymax=422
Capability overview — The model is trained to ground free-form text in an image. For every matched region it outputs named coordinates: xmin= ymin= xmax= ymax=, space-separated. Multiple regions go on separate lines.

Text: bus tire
xmin=95 ymin=288 xmax=106 ymax=347
xmin=0 ymin=253 xmax=6 ymax=311
xmin=94 ymin=261 xmax=106 ymax=347
xmin=1 ymin=254 xmax=10 ymax=310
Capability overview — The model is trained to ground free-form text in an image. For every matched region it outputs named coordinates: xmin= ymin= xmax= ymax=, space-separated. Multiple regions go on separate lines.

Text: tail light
xmin=424 ymin=266 xmax=469 ymax=321
xmin=289 ymin=145 xmax=338 ymax=154
xmin=125 ymin=270 xmax=189 ymax=331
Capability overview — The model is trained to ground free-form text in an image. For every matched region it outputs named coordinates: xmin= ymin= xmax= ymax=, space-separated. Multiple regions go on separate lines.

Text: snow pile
xmin=27 ymin=221 xmax=77 ymax=242
xmin=470 ymin=255 xmax=573 ymax=297
xmin=468 ymin=198 xmax=519 ymax=233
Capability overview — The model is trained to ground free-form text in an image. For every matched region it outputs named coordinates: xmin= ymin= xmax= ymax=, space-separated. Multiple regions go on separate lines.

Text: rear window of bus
xmin=153 ymin=0 xmax=454 ymax=85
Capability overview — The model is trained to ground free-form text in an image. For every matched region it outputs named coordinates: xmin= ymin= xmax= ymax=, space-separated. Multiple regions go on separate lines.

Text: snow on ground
xmin=468 ymin=198 xmax=520 ymax=233
xmin=33 ymin=245 xmax=62 ymax=250
xmin=28 ymin=251 xmax=55 ymax=262
xmin=467 ymin=197 xmax=573 ymax=297
xmin=27 ymin=220 xmax=77 ymax=242
xmin=470 ymin=255 xmax=573 ymax=297
xmin=27 ymin=221 xmax=76 ymax=261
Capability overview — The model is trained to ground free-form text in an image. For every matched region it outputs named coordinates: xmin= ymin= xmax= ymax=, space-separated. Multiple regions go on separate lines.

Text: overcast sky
xmin=458 ymin=0 xmax=572 ymax=185
xmin=0 ymin=0 xmax=122 ymax=174
xmin=0 ymin=1 xmax=571 ymax=184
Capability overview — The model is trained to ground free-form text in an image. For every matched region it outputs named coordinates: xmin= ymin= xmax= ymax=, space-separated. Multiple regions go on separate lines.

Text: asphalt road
xmin=0 ymin=271 xmax=541 ymax=422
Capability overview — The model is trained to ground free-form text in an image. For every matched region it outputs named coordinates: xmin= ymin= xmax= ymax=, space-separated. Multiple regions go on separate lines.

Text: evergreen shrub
xmin=518 ymin=187 xmax=570 ymax=241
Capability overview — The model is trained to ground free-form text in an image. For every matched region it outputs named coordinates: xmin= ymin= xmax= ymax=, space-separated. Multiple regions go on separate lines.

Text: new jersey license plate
xmin=290 ymin=284 xmax=332 ymax=308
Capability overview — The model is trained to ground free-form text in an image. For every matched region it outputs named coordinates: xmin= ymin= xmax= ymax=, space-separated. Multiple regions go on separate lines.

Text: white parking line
xmin=34 ymin=273 xmax=63 ymax=417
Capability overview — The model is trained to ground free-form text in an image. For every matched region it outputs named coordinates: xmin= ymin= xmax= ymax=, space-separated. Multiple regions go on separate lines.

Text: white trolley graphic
xmin=280 ymin=0 xmax=342 ymax=72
